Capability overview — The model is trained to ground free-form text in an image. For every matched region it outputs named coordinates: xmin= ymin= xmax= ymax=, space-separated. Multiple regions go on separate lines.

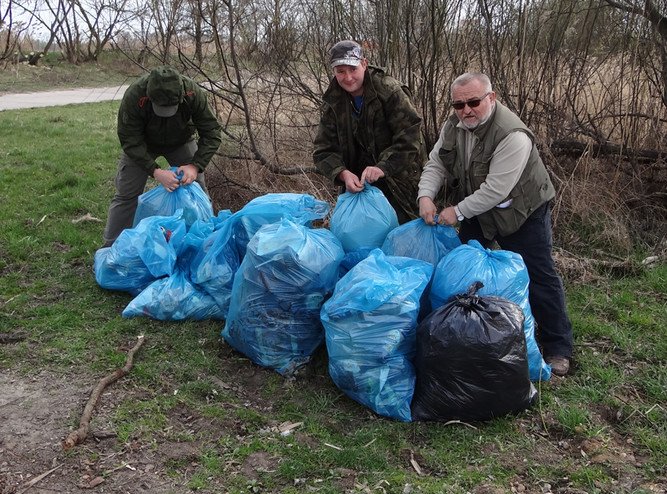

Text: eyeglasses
xmin=452 ymin=92 xmax=491 ymax=110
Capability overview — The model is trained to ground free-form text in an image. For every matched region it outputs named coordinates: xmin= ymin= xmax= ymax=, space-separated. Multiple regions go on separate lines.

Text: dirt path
xmin=0 ymin=86 xmax=129 ymax=111
xmin=0 ymin=368 xmax=205 ymax=493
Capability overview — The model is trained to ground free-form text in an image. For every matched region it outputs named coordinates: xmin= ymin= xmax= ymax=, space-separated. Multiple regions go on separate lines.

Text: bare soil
xmin=0 ymin=343 xmax=282 ymax=494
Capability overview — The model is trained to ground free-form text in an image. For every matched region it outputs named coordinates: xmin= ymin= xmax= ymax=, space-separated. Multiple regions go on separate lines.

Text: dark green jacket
xmin=439 ymin=102 xmax=555 ymax=238
xmin=313 ymin=66 xmax=425 ymax=221
xmin=117 ymin=73 xmax=222 ymax=174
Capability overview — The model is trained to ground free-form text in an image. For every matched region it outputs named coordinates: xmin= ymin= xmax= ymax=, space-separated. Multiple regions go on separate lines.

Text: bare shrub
xmin=206 ymin=157 xmax=336 ymax=214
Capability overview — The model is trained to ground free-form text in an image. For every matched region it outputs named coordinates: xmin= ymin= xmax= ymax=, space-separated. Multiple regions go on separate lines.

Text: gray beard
xmin=461 ymin=102 xmax=495 ymax=130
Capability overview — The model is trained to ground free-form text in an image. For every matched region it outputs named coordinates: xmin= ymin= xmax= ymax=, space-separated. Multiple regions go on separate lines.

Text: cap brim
xmin=152 ymin=102 xmax=179 ymax=117
xmin=331 ymin=58 xmax=362 ymax=68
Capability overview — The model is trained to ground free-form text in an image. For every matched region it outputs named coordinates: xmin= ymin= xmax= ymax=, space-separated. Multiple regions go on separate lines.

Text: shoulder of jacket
xmin=180 ymin=78 xmax=202 ymax=105
xmin=122 ymin=76 xmax=150 ymax=111
xmin=368 ymin=68 xmax=415 ymax=106
xmin=368 ymin=67 xmax=402 ymax=90
xmin=322 ymin=78 xmax=346 ymax=106
xmin=491 ymin=102 xmax=534 ymax=139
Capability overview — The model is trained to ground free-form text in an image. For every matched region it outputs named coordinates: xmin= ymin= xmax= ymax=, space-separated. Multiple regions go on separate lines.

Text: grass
xmin=0 ymin=101 xmax=665 ymax=493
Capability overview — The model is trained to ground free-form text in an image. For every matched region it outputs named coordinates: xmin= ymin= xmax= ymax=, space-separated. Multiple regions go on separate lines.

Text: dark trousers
xmin=459 ymin=202 xmax=573 ymax=358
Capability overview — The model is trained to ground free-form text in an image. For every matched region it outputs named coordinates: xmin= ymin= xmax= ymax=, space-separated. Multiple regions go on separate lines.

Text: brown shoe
xmin=546 ymin=356 xmax=570 ymax=376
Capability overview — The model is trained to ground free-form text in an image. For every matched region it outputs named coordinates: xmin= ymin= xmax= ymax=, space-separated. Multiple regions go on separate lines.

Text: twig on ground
xmin=409 ymin=450 xmax=423 ymax=475
xmin=442 ymin=419 xmax=478 ymax=430
xmin=72 ymin=213 xmax=102 ymax=224
xmin=16 ymin=464 xmax=62 ymax=494
xmin=62 ymin=335 xmax=146 ymax=450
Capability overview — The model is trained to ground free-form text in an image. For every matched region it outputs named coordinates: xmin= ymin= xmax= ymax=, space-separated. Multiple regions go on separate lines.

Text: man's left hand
xmin=438 ymin=206 xmax=458 ymax=226
xmin=360 ymin=166 xmax=385 ymax=184
xmin=177 ymin=164 xmax=199 ymax=185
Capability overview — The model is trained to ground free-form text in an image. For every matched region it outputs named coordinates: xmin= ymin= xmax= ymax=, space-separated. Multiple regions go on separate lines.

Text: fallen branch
xmin=550 ymin=138 xmax=667 ymax=163
xmin=442 ymin=419 xmax=478 ymax=430
xmin=16 ymin=464 xmax=62 ymax=494
xmin=62 ymin=335 xmax=146 ymax=450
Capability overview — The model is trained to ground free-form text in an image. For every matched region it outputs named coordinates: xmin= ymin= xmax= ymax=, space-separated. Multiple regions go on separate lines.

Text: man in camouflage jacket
xmin=313 ymin=40 xmax=425 ymax=223
xmin=102 ymin=66 xmax=222 ymax=246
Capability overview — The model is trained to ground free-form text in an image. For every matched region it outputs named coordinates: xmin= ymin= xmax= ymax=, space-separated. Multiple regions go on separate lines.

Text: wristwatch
xmin=454 ymin=205 xmax=464 ymax=222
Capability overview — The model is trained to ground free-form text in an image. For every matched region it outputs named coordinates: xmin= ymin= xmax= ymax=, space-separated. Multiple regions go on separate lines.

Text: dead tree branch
xmin=62 ymin=335 xmax=146 ymax=450
xmin=550 ymin=139 xmax=667 ymax=162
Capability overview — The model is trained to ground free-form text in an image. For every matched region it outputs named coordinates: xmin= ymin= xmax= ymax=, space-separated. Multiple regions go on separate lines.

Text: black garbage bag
xmin=412 ymin=282 xmax=537 ymax=422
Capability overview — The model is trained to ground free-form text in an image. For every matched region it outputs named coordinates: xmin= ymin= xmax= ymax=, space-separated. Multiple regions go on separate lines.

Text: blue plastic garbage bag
xmin=381 ymin=218 xmax=461 ymax=266
xmin=330 ymin=184 xmax=398 ymax=253
xmin=233 ymin=193 xmax=330 ymax=254
xmin=192 ymin=194 xmax=329 ymax=316
xmin=222 ymin=219 xmax=344 ymax=376
xmin=211 ymin=209 xmax=233 ymax=229
xmin=94 ymin=212 xmax=187 ymax=294
xmin=180 ymin=219 xmax=215 ymax=267
xmin=429 ymin=240 xmax=551 ymax=381
xmin=177 ymin=212 xmax=234 ymax=278
xmin=121 ymin=214 xmax=229 ymax=320
xmin=122 ymin=270 xmax=225 ymax=320
xmin=321 ymin=249 xmax=433 ymax=421
xmin=188 ymin=210 xmax=234 ymax=271
xmin=189 ymin=219 xmax=242 ymax=315
xmin=338 ymin=247 xmax=373 ymax=279
xmin=133 ymin=168 xmax=213 ymax=228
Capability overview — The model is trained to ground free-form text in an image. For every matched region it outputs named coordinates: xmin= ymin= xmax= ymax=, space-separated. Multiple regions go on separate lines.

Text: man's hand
xmin=177 ymin=164 xmax=199 ymax=185
xmin=338 ymin=169 xmax=364 ymax=193
xmin=439 ymin=205 xmax=458 ymax=226
xmin=360 ymin=166 xmax=385 ymax=184
xmin=154 ymin=168 xmax=181 ymax=192
xmin=419 ymin=196 xmax=438 ymax=225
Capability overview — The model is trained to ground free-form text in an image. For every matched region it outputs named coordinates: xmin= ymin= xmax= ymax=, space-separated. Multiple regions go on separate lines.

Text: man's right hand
xmin=338 ymin=169 xmax=364 ymax=193
xmin=419 ymin=196 xmax=437 ymax=225
xmin=153 ymin=168 xmax=181 ymax=193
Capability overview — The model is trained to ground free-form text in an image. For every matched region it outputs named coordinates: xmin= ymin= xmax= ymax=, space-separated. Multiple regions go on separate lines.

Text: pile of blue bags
xmin=95 ymin=182 xmax=551 ymax=421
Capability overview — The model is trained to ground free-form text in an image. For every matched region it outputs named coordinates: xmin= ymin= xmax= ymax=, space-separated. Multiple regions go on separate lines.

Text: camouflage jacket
xmin=117 ymin=73 xmax=222 ymax=175
xmin=313 ymin=66 xmax=425 ymax=221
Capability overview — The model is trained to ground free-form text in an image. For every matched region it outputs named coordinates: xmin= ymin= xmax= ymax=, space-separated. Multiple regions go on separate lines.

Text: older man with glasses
xmin=417 ymin=72 xmax=573 ymax=376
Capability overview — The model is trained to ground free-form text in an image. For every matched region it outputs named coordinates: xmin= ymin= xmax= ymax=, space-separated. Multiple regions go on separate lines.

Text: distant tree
xmin=0 ymin=0 xmax=25 ymax=62
xmin=13 ymin=0 xmax=127 ymax=63
xmin=602 ymin=0 xmax=667 ymax=107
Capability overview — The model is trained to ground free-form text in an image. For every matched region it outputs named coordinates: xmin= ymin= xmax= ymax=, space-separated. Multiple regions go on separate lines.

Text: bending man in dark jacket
xmin=102 ymin=66 xmax=222 ymax=246
xmin=418 ymin=72 xmax=573 ymax=376
xmin=313 ymin=40 xmax=425 ymax=223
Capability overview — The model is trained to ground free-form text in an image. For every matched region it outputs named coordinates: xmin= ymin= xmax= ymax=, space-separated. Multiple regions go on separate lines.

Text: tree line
xmin=2 ymin=0 xmax=666 ymax=246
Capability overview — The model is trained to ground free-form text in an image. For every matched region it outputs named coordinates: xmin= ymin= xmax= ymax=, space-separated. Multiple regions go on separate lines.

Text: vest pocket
xmin=491 ymin=193 xmax=528 ymax=236
xmin=438 ymin=147 xmax=457 ymax=168
xmin=470 ymin=159 xmax=490 ymax=177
